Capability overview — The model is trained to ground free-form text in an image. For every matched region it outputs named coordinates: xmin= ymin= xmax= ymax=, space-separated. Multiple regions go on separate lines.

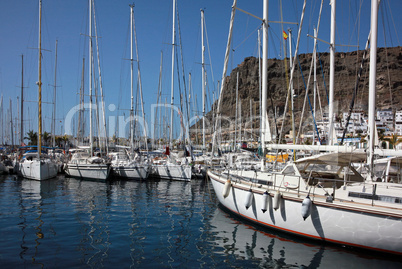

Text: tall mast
xmin=155 ymin=50 xmax=163 ymax=148
xmin=313 ymin=27 xmax=317 ymax=145
xmin=250 ymin=98 xmax=252 ymax=139
xmin=261 ymin=0 xmax=268 ymax=171
xmin=239 ymin=94 xmax=242 ymax=143
xmin=77 ymin=57 xmax=85 ymax=143
xmin=212 ymin=0 xmax=237 ymax=155
xmin=368 ymin=0 xmax=379 ymax=178
xmin=235 ymin=72 xmax=239 ymax=151
xmin=201 ymin=9 xmax=206 ymax=152
xmin=170 ymin=0 xmax=176 ymax=148
xmin=10 ymin=99 xmax=14 ymax=146
xmin=132 ymin=4 xmax=148 ymax=152
xmin=188 ymin=73 xmax=194 ymax=145
xmin=38 ymin=0 xmax=42 ymax=158
xmin=89 ymin=0 xmax=93 ymax=156
xmin=93 ymin=5 xmax=108 ymax=154
xmin=328 ymin=0 xmax=336 ymax=145
xmin=289 ymin=29 xmax=295 ymax=151
xmin=130 ymin=4 xmax=134 ymax=150
xmin=20 ymin=55 xmax=24 ymax=146
xmin=52 ymin=40 xmax=58 ymax=148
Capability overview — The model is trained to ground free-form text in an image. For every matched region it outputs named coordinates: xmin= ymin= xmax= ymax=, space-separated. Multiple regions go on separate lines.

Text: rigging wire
xmin=278 ymin=0 xmax=307 ymax=146
xmin=385 ymin=0 xmax=400 ymax=47
xmin=204 ymin=14 xmax=215 ymax=86
xmin=117 ymin=15 xmax=131 ymax=132
xmin=295 ymin=0 xmax=324 ymax=143
xmin=232 ymin=24 xmax=260 ymax=52
xmin=340 ymin=33 xmax=371 ymax=145
xmin=380 ymin=3 xmax=394 ymax=110
xmin=176 ymin=4 xmax=191 ymax=146
xmin=93 ymin=1 xmax=108 ymax=153
xmin=316 ymin=47 xmax=329 ymax=103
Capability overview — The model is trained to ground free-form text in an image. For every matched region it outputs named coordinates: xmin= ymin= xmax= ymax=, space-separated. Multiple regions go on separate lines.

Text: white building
xmin=395 ymin=110 xmax=402 ymax=135
xmin=342 ymin=112 xmax=367 ymax=135
xmin=376 ymin=109 xmax=394 ymax=134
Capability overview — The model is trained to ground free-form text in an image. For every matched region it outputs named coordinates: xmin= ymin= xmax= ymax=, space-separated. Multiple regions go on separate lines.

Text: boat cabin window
xmin=296 ymin=163 xmax=340 ymax=174
xmin=349 ymin=192 xmax=402 ymax=204
xmin=282 ymin=165 xmax=296 ymax=175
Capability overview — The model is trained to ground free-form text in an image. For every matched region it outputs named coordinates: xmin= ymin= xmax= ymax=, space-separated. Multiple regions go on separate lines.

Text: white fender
xmin=244 ymin=190 xmax=254 ymax=209
xmin=273 ymin=191 xmax=281 ymax=211
xmin=261 ymin=191 xmax=269 ymax=213
xmin=301 ymin=196 xmax=312 ymax=220
xmin=222 ymin=179 xmax=231 ymax=198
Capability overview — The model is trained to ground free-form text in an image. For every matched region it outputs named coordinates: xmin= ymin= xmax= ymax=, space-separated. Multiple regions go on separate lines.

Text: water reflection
xmin=67 ymin=179 xmax=112 ymax=268
xmin=19 ymin=178 xmax=58 ymax=268
xmin=1 ymin=174 xmax=400 ymax=268
xmin=209 ymin=207 xmax=401 ymax=268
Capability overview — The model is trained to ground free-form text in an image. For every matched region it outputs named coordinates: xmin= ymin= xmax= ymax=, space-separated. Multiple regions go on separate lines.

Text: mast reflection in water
xmin=0 ymin=174 xmax=400 ymax=268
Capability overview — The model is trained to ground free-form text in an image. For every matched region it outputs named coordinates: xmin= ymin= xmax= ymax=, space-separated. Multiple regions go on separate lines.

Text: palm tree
xmin=24 ymin=130 xmax=38 ymax=145
xmin=384 ymin=133 xmax=402 ymax=150
xmin=62 ymin=135 xmax=69 ymax=148
xmin=378 ymin=130 xmax=387 ymax=149
xmin=43 ymin=131 xmax=51 ymax=147
xmin=111 ymin=134 xmax=117 ymax=146
xmin=55 ymin=136 xmax=63 ymax=147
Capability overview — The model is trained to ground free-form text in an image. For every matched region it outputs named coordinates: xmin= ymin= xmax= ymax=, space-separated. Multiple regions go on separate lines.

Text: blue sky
xmin=1 ymin=0 xmax=401 ymax=144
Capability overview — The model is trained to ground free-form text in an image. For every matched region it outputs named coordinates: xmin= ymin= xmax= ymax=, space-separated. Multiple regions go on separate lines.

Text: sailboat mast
xmin=201 ymin=9 xmax=206 ymax=152
xmin=77 ymin=57 xmax=85 ymax=143
xmin=20 ymin=55 xmax=24 ymax=146
xmin=170 ymin=0 xmax=176 ymax=148
xmin=289 ymin=29 xmax=295 ymax=150
xmin=313 ymin=27 xmax=317 ymax=145
xmin=52 ymin=40 xmax=58 ymax=148
xmin=212 ymin=0 xmax=237 ymax=155
xmin=239 ymin=95 xmax=242 ymax=143
xmin=328 ymin=0 xmax=336 ymax=145
xmin=132 ymin=4 xmax=148 ymax=152
xmin=156 ymin=51 xmax=163 ymax=148
xmin=368 ymin=0 xmax=379 ymax=178
xmin=92 ymin=5 xmax=108 ymax=154
xmin=250 ymin=98 xmax=252 ymax=139
xmin=38 ymin=0 xmax=42 ymax=158
xmin=130 ymin=4 xmax=134 ymax=150
xmin=261 ymin=0 xmax=268 ymax=171
xmin=89 ymin=0 xmax=93 ymax=156
xmin=235 ymin=72 xmax=239 ymax=151
xmin=10 ymin=99 xmax=14 ymax=146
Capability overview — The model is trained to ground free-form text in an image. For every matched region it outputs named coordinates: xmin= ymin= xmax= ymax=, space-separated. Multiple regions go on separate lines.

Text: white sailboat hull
xmin=208 ymin=170 xmax=402 ymax=255
xmin=19 ymin=159 xmax=58 ymax=180
xmin=151 ymin=163 xmax=192 ymax=181
xmin=65 ymin=163 xmax=110 ymax=181
xmin=112 ymin=163 xmax=150 ymax=180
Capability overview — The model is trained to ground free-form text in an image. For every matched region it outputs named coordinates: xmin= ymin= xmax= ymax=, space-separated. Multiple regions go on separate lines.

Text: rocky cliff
xmin=200 ymin=46 xmax=402 ymax=137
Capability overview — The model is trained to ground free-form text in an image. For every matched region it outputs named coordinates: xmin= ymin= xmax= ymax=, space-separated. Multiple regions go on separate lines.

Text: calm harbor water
xmin=0 ymin=174 xmax=401 ymax=268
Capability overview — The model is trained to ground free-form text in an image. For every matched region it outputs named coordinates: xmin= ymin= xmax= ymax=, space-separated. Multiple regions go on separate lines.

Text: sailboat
xmin=207 ymin=0 xmax=402 ymax=255
xmin=150 ymin=0 xmax=192 ymax=181
xmin=64 ymin=0 xmax=110 ymax=181
xmin=19 ymin=0 xmax=58 ymax=181
xmin=109 ymin=4 xmax=150 ymax=180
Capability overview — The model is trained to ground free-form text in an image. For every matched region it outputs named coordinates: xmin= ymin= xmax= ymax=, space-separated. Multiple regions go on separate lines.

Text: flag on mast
xmin=283 ymin=30 xmax=288 ymax=40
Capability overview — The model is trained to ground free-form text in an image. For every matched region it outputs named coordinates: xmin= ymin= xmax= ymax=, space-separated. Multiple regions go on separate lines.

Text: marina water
xmin=0 ymin=174 xmax=400 ymax=268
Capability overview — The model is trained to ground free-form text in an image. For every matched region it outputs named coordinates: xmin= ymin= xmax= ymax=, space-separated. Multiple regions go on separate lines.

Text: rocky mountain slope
xmin=199 ymin=46 xmax=402 ymax=138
